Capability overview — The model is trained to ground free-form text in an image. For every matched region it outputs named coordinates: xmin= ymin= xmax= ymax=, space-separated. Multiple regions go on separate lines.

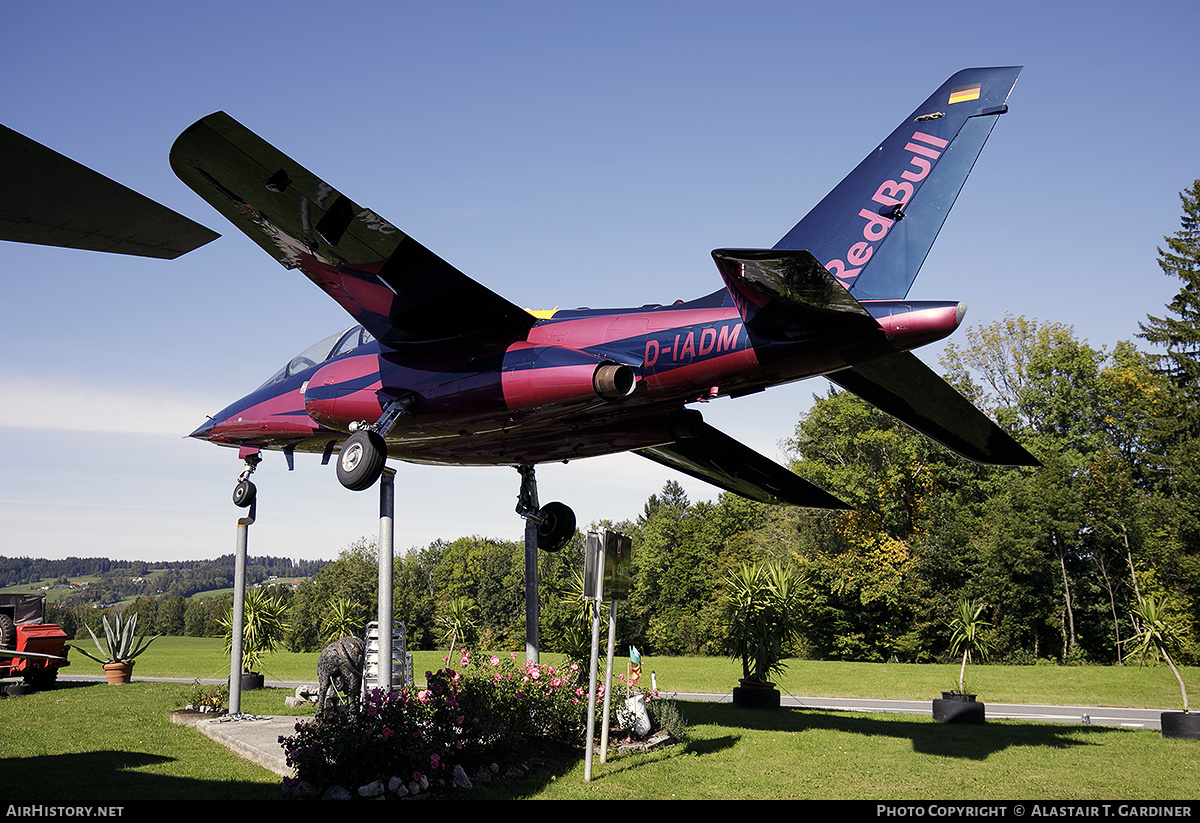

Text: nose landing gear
xmin=232 ymin=452 xmax=261 ymax=508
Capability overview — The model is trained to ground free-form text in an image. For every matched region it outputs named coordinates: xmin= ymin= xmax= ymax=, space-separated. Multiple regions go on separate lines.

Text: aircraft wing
xmin=828 ymin=352 xmax=1039 ymax=466
xmin=636 ymin=416 xmax=851 ymax=509
xmin=170 ymin=112 xmax=536 ymax=348
xmin=0 ymin=124 xmax=219 ymax=259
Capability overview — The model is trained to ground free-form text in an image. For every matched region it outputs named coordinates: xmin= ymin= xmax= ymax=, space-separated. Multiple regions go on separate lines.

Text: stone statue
xmin=316 ymin=636 xmax=364 ymax=715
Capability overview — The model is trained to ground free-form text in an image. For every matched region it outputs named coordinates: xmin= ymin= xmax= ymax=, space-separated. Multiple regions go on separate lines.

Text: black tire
xmin=932 ymin=696 xmax=986 ymax=724
xmin=232 ymin=479 xmax=257 ymax=508
xmin=336 ymin=430 xmax=387 ymax=491
xmin=0 ymin=614 xmax=14 ymax=650
xmin=24 ymin=669 xmax=58 ymax=690
xmin=536 ymin=501 xmax=576 ymax=552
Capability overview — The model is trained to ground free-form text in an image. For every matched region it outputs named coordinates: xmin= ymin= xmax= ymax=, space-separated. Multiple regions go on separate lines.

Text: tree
xmin=1139 ymin=180 xmax=1200 ymax=400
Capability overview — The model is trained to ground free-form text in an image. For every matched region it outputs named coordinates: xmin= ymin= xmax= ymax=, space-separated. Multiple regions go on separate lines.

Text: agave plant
xmin=72 ymin=611 xmax=159 ymax=664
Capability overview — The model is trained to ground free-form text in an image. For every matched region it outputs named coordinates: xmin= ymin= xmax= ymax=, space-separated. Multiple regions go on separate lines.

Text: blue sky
xmin=2 ymin=0 xmax=1197 ymax=562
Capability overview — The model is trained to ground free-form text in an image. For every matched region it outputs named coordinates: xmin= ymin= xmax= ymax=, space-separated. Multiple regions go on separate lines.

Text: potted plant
xmin=933 ymin=599 xmax=991 ymax=723
xmin=1125 ymin=594 xmax=1197 ymax=740
xmin=724 ymin=560 xmax=805 ymax=709
xmin=221 ymin=587 xmax=288 ymax=690
xmin=70 ymin=611 xmax=159 ymax=684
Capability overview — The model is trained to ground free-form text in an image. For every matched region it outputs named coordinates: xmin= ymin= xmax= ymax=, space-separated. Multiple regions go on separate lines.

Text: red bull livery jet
xmin=12 ymin=67 xmax=1032 ymax=552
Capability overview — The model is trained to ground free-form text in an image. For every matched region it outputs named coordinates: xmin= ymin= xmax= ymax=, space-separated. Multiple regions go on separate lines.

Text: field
xmin=1 ymin=638 xmax=1197 ymax=802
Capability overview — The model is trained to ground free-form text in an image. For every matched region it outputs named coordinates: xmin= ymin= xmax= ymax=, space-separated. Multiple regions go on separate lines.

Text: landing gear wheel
xmin=232 ymin=479 xmax=257 ymax=508
xmin=536 ymin=501 xmax=576 ymax=552
xmin=337 ymin=430 xmax=387 ymax=491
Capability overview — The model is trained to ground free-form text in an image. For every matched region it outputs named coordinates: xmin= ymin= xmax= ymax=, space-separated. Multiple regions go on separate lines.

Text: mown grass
xmin=9 ymin=638 xmax=1197 ymax=801
xmin=90 ymin=637 xmax=1198 ymax=711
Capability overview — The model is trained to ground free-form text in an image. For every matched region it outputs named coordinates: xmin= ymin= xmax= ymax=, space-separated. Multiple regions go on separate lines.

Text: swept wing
xmin=170 ymin=112 xmax=536 ymax=348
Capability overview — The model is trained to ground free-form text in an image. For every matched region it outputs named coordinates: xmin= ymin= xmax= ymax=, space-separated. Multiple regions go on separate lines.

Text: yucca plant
xmin=947 ymin=599 xmax=993 ymax=694
xmin=724 ymin=560 xmax=806 ymax=684
xmin=71 ymin=611 xmax=159 ymax=664
xmin=1126 ymin=594 xmax=1190 ymax=712
xmin=320 ymin=596 xmax=365 ymax=644
xmin=221 ymin=587 xmax=289 ymax=674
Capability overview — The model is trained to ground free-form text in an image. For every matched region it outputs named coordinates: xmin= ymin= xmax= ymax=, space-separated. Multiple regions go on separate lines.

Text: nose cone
xmin=189 ymin=417 xmax=217 ymax=440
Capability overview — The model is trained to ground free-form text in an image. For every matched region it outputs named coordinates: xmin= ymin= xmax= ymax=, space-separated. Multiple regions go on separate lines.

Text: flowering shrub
xmin=280 ymin=651 xmax=589 ymax=791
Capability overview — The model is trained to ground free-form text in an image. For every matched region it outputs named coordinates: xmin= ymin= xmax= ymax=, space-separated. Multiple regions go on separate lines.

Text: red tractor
xmin=1 ymin=593 xmax=70 ymax=695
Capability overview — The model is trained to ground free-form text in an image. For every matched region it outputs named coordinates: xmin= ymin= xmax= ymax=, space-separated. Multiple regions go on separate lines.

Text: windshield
xmin=257 ymin=325 xmax=375 ymax=389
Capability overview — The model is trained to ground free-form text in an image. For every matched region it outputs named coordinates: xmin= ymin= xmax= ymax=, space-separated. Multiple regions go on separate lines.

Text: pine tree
xmin=1139 ymin=180 xmax=1200 ymax=396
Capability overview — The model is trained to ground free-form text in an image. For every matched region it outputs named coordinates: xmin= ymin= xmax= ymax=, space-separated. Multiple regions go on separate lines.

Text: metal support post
xmin=599 ymin=598 xmax=617 ymax=763
xmin=516 ymin=465 xmax=540 ymax=665
xmin=228 ymin=500 xmax=254 ymax=715
xmin=584 ymin=599 xmax=602 ymax=781
xmin=377 ymin=467 xmax=395 ymax=692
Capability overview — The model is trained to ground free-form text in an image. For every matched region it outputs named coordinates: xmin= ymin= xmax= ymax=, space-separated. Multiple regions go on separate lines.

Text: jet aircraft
xmin=4 ymin=68 xmax=1036 ymax=553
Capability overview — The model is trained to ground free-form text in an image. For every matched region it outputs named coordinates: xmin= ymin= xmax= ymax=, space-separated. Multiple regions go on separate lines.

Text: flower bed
xmin=280 ymin=651 xmax=588 ymax=793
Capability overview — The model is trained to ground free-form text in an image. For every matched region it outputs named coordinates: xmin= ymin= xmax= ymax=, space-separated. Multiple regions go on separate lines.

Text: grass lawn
xmin=8 ymin=638 xmax=1196 ymax=802
xmin=97 ymin=637 xmax=1198 ymax=711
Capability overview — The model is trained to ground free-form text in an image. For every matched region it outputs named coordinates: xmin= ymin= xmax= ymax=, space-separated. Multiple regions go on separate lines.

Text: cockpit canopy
xmin=258 ymin=325 xmax=375 ymax=389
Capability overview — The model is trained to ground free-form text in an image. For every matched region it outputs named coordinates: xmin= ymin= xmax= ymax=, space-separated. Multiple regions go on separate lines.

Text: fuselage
xmin=190 ymin=288 xmax=964 ymax=467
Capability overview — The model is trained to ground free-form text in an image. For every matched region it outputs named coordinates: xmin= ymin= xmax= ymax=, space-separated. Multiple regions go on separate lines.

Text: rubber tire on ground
xmin=24 ymin=670 xmax=58 ymax=690
xmin=336 ymin=430 xmax=388 ymax=491
xmin=0 ymin=614 xmax=14 ymax=650
xmin=536 ymin=501 xmax=576 ymax=552
xmin=932 ymin=696 xmax=986 ymax=724
xmin=732 ymin=685 xmax=781 ymax=709
xmin=1161 ymin=711 xmax=1200 ymax=739
xmin=232 ymin=479 xmax=257 ymax=508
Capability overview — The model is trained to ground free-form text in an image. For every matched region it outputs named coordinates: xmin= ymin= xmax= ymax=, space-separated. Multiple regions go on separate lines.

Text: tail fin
xmin=774 ymin=67 xmax=1022 ymax=299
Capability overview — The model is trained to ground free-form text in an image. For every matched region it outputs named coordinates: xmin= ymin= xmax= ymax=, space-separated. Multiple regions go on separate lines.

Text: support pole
xmin=584 ymin=599 xmax=602 ymax=781
xmin=228 ymin=501 xmax=254 ymax=715
xmin=377 ymin=468 xmax=395 ymax=692
xmin=516 ymin=465 xmax=540 ymax=666
xmin=599 ymin=598 xmax=617 ymax=763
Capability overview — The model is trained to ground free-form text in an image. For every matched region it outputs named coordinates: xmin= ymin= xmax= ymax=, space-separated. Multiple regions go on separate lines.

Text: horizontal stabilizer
xmin=828 ymin=352 xmax=1039 ymax=466
xmin=636 ymin=414 xmax=850 ymax=509
xmin=0 ymin=124 xmax=219 ymax=259
xmin=712 ymin=248 xmax=876 ymax=339
xmin=170 ymin=112 xmax=535 ymax=347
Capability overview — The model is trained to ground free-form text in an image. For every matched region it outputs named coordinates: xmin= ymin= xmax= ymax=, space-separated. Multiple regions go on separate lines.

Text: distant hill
xmin=0 ymin=554 xmax=328 ymax=607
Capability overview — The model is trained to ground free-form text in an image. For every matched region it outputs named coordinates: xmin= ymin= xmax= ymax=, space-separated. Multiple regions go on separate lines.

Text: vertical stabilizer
xmin=774 ymin=67 xmax=1021 ymax=299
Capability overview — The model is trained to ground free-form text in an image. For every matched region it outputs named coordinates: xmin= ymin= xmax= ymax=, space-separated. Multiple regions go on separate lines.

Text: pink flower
xmin=490 ymin=655 xmax=500 ymax=666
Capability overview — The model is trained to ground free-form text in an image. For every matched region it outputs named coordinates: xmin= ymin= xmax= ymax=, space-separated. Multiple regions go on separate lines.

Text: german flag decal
xmin=948 ymin=83 xmax=982 ymax=105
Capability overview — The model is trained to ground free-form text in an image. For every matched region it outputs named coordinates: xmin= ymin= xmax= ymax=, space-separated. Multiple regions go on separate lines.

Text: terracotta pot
xmin=102 ymin=660 xmax=135 ymax=685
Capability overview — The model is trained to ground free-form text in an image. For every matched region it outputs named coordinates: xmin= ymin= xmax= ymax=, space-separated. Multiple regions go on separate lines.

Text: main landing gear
xmin=335 ymin=396 xmax=414 ymax=492
xmin=515 ymin=464 xmax=576 ymax=553
xmin=336 ymin=428 xmax=387 ymax=491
